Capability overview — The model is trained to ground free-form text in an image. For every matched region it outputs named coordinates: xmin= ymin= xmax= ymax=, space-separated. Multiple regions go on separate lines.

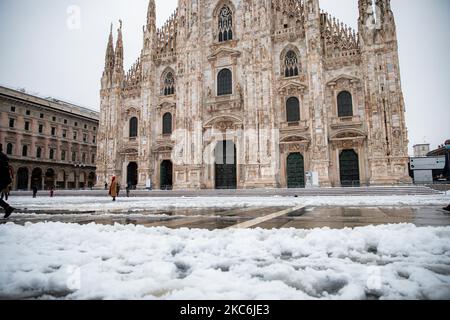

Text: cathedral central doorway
xmin=215 ymin=140 xmax=237 ymax=190
xmin=339 ymin=149 xmax=360 ymax=187
xmin=160 ymin=160 xmax=173 ymax=190
xmin=287 ymin=153 xmax=305 ymax=188
xmin=127 ymin=162 xmax=138 ymax=189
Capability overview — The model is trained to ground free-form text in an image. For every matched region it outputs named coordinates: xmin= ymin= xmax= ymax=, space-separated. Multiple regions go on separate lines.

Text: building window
xmin=52 ymin=116 xmax=56 ymax=122
xmin=93 ymin=136 xmax=96 ymax=144
xmin=51 ymin=127 xmax=56 ymax=136
xmin=36 ymin=147 xmax=42 ymax=159
xmin=24 ymin=121 xmax=30 ymax=131
xmin=129 ymin=117 xmax=138 ymax=138
xmin=73 ymin=131 xmax=78 ymax=140
xmin=6 ymin=143 xmax=13 ymax=155
xmin=284 ymin=50 xmax=299 ymax=78
xmin=74 ymin=122 xmax=78 ymax=127
xmin=83 ymin=134 xmax=87 ymax=143
xmin=91 ymin=154 xmax=95 ymax=164
xmin=64 ymin=119 xmax=67 ymax=124
xmin=9 ymin=118 xmax=15 ymax=128
xmin=49 ymin=149 xmax=54 ymax=160
xmin=22 ymin=145 xmax=28 ymax=157
xmin=217 ymin=69 xmax=232 ymax=96
xmin=40 ymin=113 xmax=44 ymax=119
xmin=63 ymin=129 xmax=67 ymax=138
xmin=162 ymin=113 xmax=173 ymax=135
xmin=286 ymin=97 xmax=300 ymax=122
xmin=26 ymin=110 xmax=31 ymax=116
xmin=61 ymin=150 xmax=66 ymax=161
xmin=84 ymin=124 xmax=87 ymax=129
xmin=11 ymin=106 xmax=16 ymax=112
xmin=163 ymin=72 xmax=175 ymax=96
xmin=218 ymin=5 xmax=233 ymax=42
xmin=82 ymin=153 xmax=86 ymax=163
xmin=93 ymin=127 xmax=97 ymax=131
xmin=39 ymin=124 xmax=44 ymax=134
xmin=72 ymin=152 xmax=77 ymax=162
xmin=337 ymin=91 xmax=353 ymax=117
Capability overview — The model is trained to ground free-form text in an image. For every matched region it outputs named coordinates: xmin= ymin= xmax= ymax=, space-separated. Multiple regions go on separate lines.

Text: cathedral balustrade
xmin=324 ymin=50 xmax=361 ymax=69
xmin=280 ymin=120 xmax=309 ymax=132
xmin=154 ymin=52 xmax=178 ymax=65
xmin=205 ymin=92 xmax=243 ymax=114
xmin=330 ymin=115 xmax=363 ymax=129
xmin=273 ymin=26 xmax=304 ymax=41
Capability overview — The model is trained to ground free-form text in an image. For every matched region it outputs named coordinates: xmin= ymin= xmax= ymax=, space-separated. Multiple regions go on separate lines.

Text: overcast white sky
xmin=0 ymin=0 xmax=448 ymax=154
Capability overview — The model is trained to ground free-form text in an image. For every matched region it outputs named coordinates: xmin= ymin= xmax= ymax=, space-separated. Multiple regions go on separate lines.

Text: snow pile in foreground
xmin=8 ymin=194 xmax=450 ymax=212
xmin=1 ymin=223 xmax=449 ymax=300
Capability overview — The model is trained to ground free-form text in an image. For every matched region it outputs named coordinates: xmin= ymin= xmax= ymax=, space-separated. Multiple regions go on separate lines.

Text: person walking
xmin=0 ymin=146 xmax=15 ymax=219
xmin=49 ymin=185 xmax=54 ymax=198
xmin=104 ymin=182 xmax=108 ymax=190
xmin=32 ymin=184 xmax=38 ymax=198
xmin=126 ymin=183 xmax=131 ymax=198
xmin=109 ymin=176 xmax=119 ymax=201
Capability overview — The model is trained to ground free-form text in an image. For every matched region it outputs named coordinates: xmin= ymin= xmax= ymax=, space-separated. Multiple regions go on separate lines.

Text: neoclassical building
xmin=0 ymin=86 xmax=98 ymax=190
xmin=96 ymin=0 xmax=411 ymax=190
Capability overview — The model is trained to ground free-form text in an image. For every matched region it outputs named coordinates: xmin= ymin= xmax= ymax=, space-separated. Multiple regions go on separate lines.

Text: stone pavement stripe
xmin=227 ymin=205 xmax=306 ymax=229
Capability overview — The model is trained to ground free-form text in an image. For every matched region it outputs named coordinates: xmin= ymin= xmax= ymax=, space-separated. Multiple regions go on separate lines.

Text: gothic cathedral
xmin=96 ymin=0 xmax=411 ymax=190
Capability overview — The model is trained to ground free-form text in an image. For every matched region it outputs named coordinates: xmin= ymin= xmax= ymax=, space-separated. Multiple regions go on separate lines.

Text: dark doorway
xmin=339 ymin=149 xmax=360 ymax=187
xmin=160 ymin=160 xmax=173 ymax=190
xmin=215 ymin=140 xmax=237 ymax=189
xmin=287 ymin=153 xmax=305 ymax=188
xmin=88 ymin=172 xmax=96 ymax=189
xmin=17 ymin=167 xmax=28 ymax=190
xmin=31 ymin=168 xmax=43 ymax=190
xmin=45 ymin=169 xmax=55 ymax=190
xmin=127 ymin=162 xmax=138 ymax=189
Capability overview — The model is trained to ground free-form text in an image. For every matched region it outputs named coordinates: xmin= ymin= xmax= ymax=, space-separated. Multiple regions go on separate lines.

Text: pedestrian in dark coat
xmin=0 ymin=147 xmax=15 ymax=219
xmin=444 ymin=204 xmax=450 ymax=212
xmin=32 ymin=184 xmax=38 ymax=198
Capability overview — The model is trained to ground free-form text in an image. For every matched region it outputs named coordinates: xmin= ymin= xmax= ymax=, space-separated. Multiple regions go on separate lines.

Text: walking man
xmin=109 ymin=176 xmax=119 ymax=201
xmin=32 ymin=184 xmax=38 ymax=198
xmin=0 ymin=146 xmax=15 ymax=219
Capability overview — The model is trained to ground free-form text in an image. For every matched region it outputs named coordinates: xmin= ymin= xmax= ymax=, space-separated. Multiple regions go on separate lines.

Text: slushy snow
xmin=1 ymin=222 xmax=449 ymax=300
xmin=8 ymin=194 xmax=450 ymax=212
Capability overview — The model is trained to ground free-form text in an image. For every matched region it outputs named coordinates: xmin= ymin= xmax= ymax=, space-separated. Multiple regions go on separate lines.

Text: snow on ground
xmin=0 ymin=222 xmax=449 ymax=300
xmin=7 ymin=194 xmax=450 ymax=212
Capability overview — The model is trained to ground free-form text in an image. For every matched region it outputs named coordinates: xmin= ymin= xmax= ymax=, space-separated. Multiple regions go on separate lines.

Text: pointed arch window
xmin=337 ymin=91 xmax=353 ymax=117
xmin=217 ymin=69 xmax=232 ymax=96
xmin=284 ymin=50 xmax=299 ymax=78
xmin=163 ymin=72 xmax=175 ymax=96
xmin=163 ymin=113 xmax=173 ymax=135
xmin=286 ymin=97 xmax=300 ymax=122
xmin=129 ymin=117 xmax=138 ymax=138
xmin=218 ymin=5 xmax=233 ymax=42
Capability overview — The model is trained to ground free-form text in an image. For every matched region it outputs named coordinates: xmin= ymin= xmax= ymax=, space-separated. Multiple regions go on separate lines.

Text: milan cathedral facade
xmin=96 ymin=0 xmax=411 ymax=190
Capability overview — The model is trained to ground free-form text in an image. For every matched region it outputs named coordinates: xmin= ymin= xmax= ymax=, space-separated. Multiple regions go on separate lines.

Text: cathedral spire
xmin=104 ymin=23 xmax=115 ymax=73
xmin=114 ymin=20 xmax=124 ymax=74
xmin=147 ymin=0 xmax=156 ymax=31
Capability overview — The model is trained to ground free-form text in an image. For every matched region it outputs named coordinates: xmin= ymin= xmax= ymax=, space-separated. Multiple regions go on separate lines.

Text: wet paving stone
xmin=2 ymin=206 xmax=450 ymax=230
